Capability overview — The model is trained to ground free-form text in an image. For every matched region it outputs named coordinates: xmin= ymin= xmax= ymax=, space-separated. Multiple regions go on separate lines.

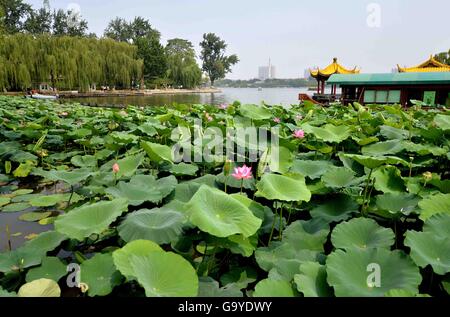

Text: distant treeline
xmin=216 ymin=78 xmax=316 ymax=88
xmin=0 ymin=34 xmax=142 ymax=91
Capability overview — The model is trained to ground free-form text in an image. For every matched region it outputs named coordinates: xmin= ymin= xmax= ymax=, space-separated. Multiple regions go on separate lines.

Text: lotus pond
xmin=0 ymin=95 xmax=449 ymax=297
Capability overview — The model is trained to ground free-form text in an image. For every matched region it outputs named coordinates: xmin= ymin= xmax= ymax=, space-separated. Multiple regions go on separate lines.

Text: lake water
xmin=64 ymin=87 xmax=328 ymax=107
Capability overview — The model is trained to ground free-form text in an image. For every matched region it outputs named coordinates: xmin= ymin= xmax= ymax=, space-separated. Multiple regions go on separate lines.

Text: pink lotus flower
xmin=293 ymin=129 xmax=305 ymax=139
xmin=218 ymin=103 xmax=229 ymax=110
xmin=112 ymin=163 xmax=120 ymax=174
xmin=232 ymin=165 xmax=253 ymax=180
xmin=273 ymin=117 xmax=281 ymax=124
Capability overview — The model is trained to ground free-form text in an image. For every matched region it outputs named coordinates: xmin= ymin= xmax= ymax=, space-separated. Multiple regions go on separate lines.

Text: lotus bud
xmin=224 ymin=159 xmax=233 ymax=176
xmin=112 ymin=163 xmax=120 ymax=174
xmin=422 ymin=172 xmax=432 ymax=182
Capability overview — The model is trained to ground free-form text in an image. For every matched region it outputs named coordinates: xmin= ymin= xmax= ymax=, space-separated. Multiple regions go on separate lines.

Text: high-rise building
xmin=258 ymin=59 xmax=276 ymax=80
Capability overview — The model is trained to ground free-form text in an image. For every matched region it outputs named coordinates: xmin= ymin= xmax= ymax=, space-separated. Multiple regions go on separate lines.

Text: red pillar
xmin=317 ymin=80 xmax=320 ymax=94
xmin=321 ymin=81 xmax=325 ymax=94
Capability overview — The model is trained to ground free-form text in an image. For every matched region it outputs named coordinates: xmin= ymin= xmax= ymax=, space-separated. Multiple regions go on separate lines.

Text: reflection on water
xmin=62 ymin=87 xmax=319 ymax=107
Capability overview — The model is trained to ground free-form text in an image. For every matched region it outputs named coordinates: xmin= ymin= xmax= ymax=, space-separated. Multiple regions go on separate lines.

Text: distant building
xmin=304 ymin=69 xmax=312 ymax=80
xmin=258 ymin=58 xmax=276 ymax=80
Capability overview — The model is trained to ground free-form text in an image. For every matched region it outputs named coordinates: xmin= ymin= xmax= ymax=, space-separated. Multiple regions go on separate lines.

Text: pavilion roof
xmin=310 ymin=58 xmax=360 ymax=79
xmin=398 ymin=55 xmax=450 ymax=73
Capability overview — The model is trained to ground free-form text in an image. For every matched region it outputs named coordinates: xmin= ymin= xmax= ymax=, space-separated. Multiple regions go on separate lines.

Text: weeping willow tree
xmin=0 ymin=34 xmax=143 ymax=92
xmin=166 ymin=38 xmax=202 ymax=89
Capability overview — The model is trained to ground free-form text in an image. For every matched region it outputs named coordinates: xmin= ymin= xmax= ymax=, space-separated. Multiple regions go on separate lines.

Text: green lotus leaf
xmin=55 ymin=198 xmax=129 ymax=241
xmin=404 ymin=216 xmax=450 ymax=275
xmin=68 ymin=128 xmax=92 ymax=139
xmin=341 ymin=153 xmax=408 ymax=169
xmin=71 ymin=155 xmax=98 ymax=168
xmin=310 ymin=194 xmax=359 ymax=223
xmin=326 ymin=248 xmax=422 ymax=297
xmin=379 ymin=125 xmax=409 ymax=140
xmin=141 ymin=141 xmax=174 ymax=163
xmin=306 ymin=124 xmax=351 ymax=143
xmin=118 ymin=206 xmax=185 ymax=244
xmin=170 ymin=163 xmax=199 ymax=176
xmin=321 ymin=167 xmax=358 ymax=188
xmin=80 ymin=253 xmax=121 ymax=297
xmin=433 ymin=114 xmax=450 ymax=131
xmin=253 ymin=279 xmax=295 ymax=297
xmin=290 ymin=160 xmax=333 ymax=180
xmin=18 ymin=278 xmax=61 ymax=297
xmin=36 ymin=168 xmax=93 ymax=186
xmin=1 ymin=202 xmax=31 ymax=213
xmin=375 ymin=193 xmax=420 ymax=215
xmin=173 ymin=182 xmax=202 ymax=203
xmin=402 ymin=141 xmax=448 ymax=156
xmin=30 ymin=195 xmax=65 ymax=207
xmin=283 ymin=220 xmax=329 ymax=252
xmin=230 ymin=194 xmax=274 ymax=234
xmin=109 ymin=131 xmax=139 ymax=144
xmin=294 ymin=262 xmax=333 ymax=297
xmin=137 ymin=123 xmax=158 ymax=136
xmin=113 ymin=153 xmax=145 ymax=179
xmin=19 ymin=211 xmax=53 ymax=222
xmin=362 ymin=140 xmax=405 ymax=156
xmin=418 ymin=193 xmax=450 ymax=221
xmin=197 ymin=277 xmax=243 ymax=297
xmin=186 ymin=185 xmax=262 ymax=238
xmin=12 ymin=189 xmax=34 ymax=196
xmin=127 ymin=252 xmax=198 ymax=297
xmin=113 ymin=240 xmax=163 ymax=279
xmin=268 ymin=146 xmax=293 ymax=174
xmin=239 ymin=104 xmax=272 ymax=120
xmin=13 ymin=161 xmax=35 ymax=178
xmin=373 ymin=166 xmax=405 ymax=193
xmin=0 ymin=287 xmax=16 ymax=297
xmin=25 ymin=257 xmax=67 ymax=283
xmin=0 ymin=248 xmax=42 ymax=273
xmin=443 ymin=277 xmax=450 ymax=295
xmin=331 ymin=218 xmax=395 ymax=250
xmin=255 ymin=173 xmax=311 ymax=202
xmin=214 ymin=234 xmax=258 ymax=258
xmin=106 ymin=175 xmax=177 ymax=206
xmin=0 ymin=197 xmax=11 ymax=207
xmin=384 ymin=289 xmax=429 ymax=297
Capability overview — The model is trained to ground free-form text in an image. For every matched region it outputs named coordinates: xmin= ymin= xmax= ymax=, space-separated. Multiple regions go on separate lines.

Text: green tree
xmin=104 ymin=16 xmax=160 ymax=44
xmin=0 ymin=6 xmax=5 ymax=34
xmin=24 ymin=2 xmax=51 ymax=34
xmin=135 ymin=36 xmax=167 ymax=81
xmin=0 ymin=0 xmax=32 ymax=33
xmin=435 ymin=50 xmax=450 ymax=65
xmin=52 ymin=8 xmax=88 ymax=36
xmin=104 ymin=17 xmax=130 ymax=42
xmin=199 ymin=33 xmax=238 ymax=86
xmin=166 ymin=38 xmax=202 ymax=88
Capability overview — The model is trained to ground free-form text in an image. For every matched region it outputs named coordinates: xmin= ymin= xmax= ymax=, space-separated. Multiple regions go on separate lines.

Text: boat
xmin=27 ymin=93 xmax=59 ymax=100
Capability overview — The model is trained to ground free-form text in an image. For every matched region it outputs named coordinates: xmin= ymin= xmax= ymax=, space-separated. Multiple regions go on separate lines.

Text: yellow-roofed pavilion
xmin=398 ymin=55 xmax=450 ymax=73
xmin=310 ymin=58 xmax=360 ymax=95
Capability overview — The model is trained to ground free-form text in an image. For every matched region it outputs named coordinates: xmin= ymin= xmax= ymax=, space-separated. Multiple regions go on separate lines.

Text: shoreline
xmin=0 ymin=88 xmax=222 ymax=98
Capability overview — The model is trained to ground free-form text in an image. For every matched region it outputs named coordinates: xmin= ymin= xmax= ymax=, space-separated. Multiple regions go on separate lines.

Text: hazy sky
xmin=28 ymin=0 xmax=450 ymax=79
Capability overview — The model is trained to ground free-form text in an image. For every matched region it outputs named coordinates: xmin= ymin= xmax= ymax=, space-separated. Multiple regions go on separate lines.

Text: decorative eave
xmin=310 ymin=58 xmax=360 ymax=80
xmin=398 ymin=55 xmax=450 ymax=73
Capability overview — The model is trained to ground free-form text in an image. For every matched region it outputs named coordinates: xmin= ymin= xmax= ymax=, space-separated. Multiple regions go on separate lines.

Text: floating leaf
xmin=290 ymin=160 xmax=333 ymax=180
xmin=55 ymin=199 xmax=129 ymax=241
xmin=1 ymin=202 xmax=31 ymax=213
xmin=331 ymin=218 xmax=395 ymax=250
xmin=25 ymin=257 xmax=67 ymax=283
xmin=18 ymin=278 xmax=61 ymax=297
xmin=187 ymin=185 xmax=261 ymax=238
xmin=0 ymin=197 xmax=10 ymax=207
xmin=19 ymin=211 xmax=53 ymax=222
xmin=255 ymin=173 xmax=311 ymax=202
xmin=253 ymin=279 xmax=295 ymax=297
xmin=12 ymin=189 xmax=34 ymax=196
xmin=326 ymin=248 xmax=422 ymax=297
xmin=80 ymin=253 xmax=121 ymax=297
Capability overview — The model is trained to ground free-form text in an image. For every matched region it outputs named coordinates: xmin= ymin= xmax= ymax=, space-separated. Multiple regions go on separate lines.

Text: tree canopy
xmin=435 ymin=50 xmax=450 ymax=65
xmin=200 ymin=33 xmax=238 ymax=86
xmin=165 ymin=38 xmax=202 ymax=89
xmin=0 ymin=34 xmax=143 ymax=92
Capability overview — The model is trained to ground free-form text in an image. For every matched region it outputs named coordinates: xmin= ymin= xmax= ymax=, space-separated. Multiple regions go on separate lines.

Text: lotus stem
xmin=240 ymin=179 xmax=244 ymax=194
xmin=362 ymin=168 xmax=374 ymax=215
xmin=278 ymin=204 xmax=283 ymax=241
xmin=268 ymin=203 xmax=278 ymax=245
xmin=67 ymin=185 xmax=74 ymax=208
xmin=6 ymin=225 xmax=12 ymax=251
